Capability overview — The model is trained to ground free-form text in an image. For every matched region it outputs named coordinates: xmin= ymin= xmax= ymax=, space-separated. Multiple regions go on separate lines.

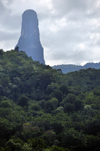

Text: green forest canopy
xmin=0 ymin=49 xmax=100 ymax=151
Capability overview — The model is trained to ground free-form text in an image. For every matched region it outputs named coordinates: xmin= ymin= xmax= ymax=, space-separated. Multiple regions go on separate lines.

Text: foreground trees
xmin=0 ymin=50 xmax=100 ymax=150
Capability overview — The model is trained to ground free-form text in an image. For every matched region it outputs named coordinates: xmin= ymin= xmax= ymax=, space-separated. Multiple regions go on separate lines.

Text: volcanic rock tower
xmin=15 ymin=9 xmax=45 ymax=64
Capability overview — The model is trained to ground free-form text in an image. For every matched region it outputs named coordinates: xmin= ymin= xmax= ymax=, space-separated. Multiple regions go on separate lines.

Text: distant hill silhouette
xmin=52 ymin=62 xmax=100 ymax=73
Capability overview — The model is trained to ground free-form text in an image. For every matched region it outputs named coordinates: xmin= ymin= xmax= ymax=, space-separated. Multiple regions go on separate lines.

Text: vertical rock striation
xmin=15 ymin=9 xmax=45 ymax=64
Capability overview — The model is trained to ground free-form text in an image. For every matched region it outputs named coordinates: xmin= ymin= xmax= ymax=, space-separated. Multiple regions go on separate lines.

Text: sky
xmin=0 ymin=0 xmax=100 ymax=66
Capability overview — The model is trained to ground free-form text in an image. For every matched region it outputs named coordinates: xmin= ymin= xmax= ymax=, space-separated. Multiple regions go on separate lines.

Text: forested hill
xmin=0 ymin=49 xmax=100 ymax=151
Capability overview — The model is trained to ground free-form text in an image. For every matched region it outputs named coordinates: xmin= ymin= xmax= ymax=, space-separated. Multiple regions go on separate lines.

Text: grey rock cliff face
xmin=15 ymin=9 xmax=45 ymax=64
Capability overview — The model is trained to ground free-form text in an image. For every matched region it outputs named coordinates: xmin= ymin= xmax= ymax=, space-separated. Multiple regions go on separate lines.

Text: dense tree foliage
xmin=0 ymin=49 xmax=100 ymax=151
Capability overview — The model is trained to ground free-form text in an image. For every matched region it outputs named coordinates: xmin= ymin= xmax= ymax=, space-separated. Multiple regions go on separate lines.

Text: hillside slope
xmin=0 ymin=49 xmax=100 ymax=151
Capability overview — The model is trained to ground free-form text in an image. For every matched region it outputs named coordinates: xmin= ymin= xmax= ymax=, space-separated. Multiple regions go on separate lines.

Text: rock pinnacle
xmin=15 ymin=9 xmax=45 ymax=64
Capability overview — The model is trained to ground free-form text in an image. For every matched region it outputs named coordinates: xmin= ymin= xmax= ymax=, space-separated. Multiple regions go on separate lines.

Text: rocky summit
xmin=15 ymin=9 xmax=45 ymax=64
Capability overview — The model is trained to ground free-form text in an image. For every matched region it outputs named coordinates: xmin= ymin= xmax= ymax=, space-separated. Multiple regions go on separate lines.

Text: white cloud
xmin=0 ymin=0 xmax=100 ymax=66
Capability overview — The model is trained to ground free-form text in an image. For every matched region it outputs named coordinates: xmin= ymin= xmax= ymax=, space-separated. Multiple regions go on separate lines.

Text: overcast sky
xmin=0 ymin=0 xmax=100 ymax=66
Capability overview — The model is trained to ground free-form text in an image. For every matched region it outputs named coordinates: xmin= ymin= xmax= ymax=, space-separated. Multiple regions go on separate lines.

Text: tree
xmin=59 ymin=85 xmax=68 ymax=95
xmin=28 ymin=138 xmax=46 ymax=151
xmin=64 ymin=103 xmax=75 ymax=113
xmin=0 ymin=49 xmax=4 ymax=55
xmin=50 ymin=98 xmax=58 ymax=110
xmin=51 ymin=122 xmax=64 ymax=134
xmin=57 ymin=69 xmax=62 ymax=74
xmin=14 ymin=46 xmax=19 ymax=52
xmin=45 ymin=100 xmax=54 ymax=113
xmin=50 ymin=90 xmax=63 ymax=102
xmin=18 ymin=95 xmax=29 ymax=107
